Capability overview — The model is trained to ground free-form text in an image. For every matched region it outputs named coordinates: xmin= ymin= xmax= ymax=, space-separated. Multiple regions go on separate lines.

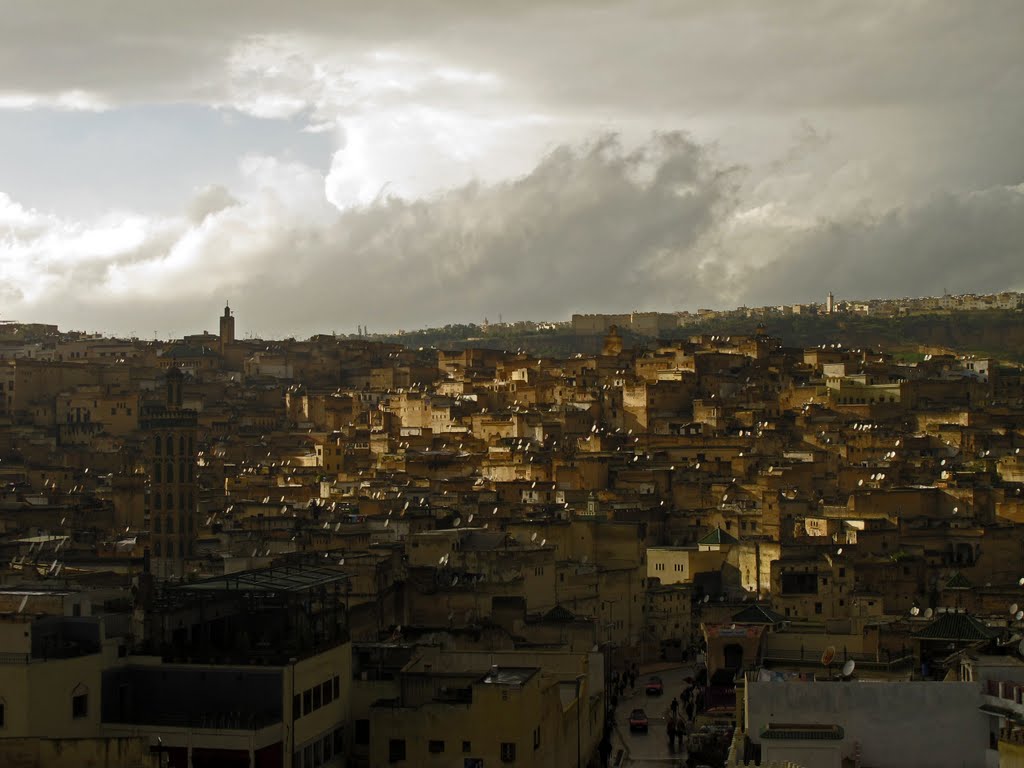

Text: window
xmin=839 ymin=568 xmax=846 ymax=577
xmin=333 ymin=676 xmax=340 ymax=700
xmin=814 ymin=602 xmax=823 ymax=614
xmin=462 ymin=741 xmax=471 ymax=753
xmin=389 ymin=738 xmax=406 ymax=763
xmin=303 ymin=689 xmax=313 ymax=715
xmin=533 ymin=726 xmax=541 ymax=750
xmin=72 ymin=692 xmax=88 ymax=719
xmin=429 ymin=740 xmax=445 ymax=754
xmin=293 ymin=694 xmax=301 ymax=720
xmin=355 ymin=719 xmax=370 ymax=745
xmin=333 ymin=726 xmax=344 ymax=754
xmin=313 ymin=684 xmax=322 ymax=710
xmin=322 ymin=680 xmax=332 ymax=705
xmin=0 ymin=701 xmax=5 ymax=728
xmin=500 ymin=742 xmax=516 ymax=762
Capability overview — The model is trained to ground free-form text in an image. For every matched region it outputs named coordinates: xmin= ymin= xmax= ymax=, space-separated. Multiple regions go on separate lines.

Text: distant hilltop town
xmin=572 ymin=290 xmax=1024 ymax=337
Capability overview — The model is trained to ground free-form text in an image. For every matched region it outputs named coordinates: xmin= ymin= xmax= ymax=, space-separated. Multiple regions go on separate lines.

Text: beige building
xmin=369 ymin=647 xmax=604 ymax=768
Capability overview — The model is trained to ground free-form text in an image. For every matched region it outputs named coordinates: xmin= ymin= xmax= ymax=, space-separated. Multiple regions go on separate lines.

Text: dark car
xmin=628 ymin=708 xmax=649 ymax=732
xmin=645 ymin=676 xmax=664 ymax=695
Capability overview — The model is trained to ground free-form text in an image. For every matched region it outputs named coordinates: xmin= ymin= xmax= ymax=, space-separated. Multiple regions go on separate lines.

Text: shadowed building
xmin=143 ymin=367 xmax=198 ymax=579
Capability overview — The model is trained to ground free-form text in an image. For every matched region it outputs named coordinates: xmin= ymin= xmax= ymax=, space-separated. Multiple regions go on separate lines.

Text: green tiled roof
xmin=913 ymin=611 xmax=995 ymax=642
xmin=697 ymin=527 xmax=739 ymax=546
xmin=542 ymin=605 xmax=576 ymax=623
xmin=944 ymin=571 xmax=972 ymax=590
xmin=731 ymin=604 xmax=786 ymax=625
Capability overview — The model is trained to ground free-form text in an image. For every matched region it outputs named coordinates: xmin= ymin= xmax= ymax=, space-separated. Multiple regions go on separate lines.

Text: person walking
xmin=666 ymin=711 xmax=677 ymax=752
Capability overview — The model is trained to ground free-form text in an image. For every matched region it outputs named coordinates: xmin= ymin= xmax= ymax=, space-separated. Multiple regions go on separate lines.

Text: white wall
xmin=746 ymin=681 xmax=986 ymax=768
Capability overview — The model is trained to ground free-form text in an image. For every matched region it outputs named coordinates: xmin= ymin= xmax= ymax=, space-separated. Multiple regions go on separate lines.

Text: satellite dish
xmin=468 ymin=514 xmax=474 ymax=524
xmin=540 ymin=538 xmax=547 ymax=547
xmin=451 ymin=575 xmax=459 ymax=586
xmin=531 ymin=532 xmax=538 ymax=542
xmin=703 ymin=594 xmax=710 ymax=603
xmin=438 ymin=555 xmax=446 ymax=566
xmin=842 ymin=659 xmax=856 ymax=677
xmin=910 ymin=606 xmax=920 ymax=616
xmin=821 ymin=646 xmax=836 ymax=667
xmin=837 ymin=547 xmax=843 ymax=555
xmin=1012 ymin=604 xmax=1019 ymax=616
xmin=453 ymin=517 xmax=461 ymax=528
xmin=1016 ymin=611 xmax=1023 ymax=622
xmin=384 ymin=518 xmax=390 ymax=527
xmin=924 ymin=607 xmax=934 ymax=618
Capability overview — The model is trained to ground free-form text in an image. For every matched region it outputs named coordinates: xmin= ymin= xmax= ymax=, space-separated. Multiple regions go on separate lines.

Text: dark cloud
xmin=738 ymin=185 xmax=1024 ymax=306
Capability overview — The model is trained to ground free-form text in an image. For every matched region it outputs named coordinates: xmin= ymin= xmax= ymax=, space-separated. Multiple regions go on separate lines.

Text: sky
xmin=1 ymin=1 xmax=1022 ymax=339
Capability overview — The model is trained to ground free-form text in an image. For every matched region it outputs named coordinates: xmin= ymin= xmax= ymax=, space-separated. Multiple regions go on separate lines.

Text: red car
xmin=645 ymin=676 xmax=664 ymax=696
xmin=629 ymin=708 xmax=649 ymax=732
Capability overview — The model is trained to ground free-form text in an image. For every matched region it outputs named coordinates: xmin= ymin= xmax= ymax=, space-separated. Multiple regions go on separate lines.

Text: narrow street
xmin=609 ymin=664 xmax=699 ymax=767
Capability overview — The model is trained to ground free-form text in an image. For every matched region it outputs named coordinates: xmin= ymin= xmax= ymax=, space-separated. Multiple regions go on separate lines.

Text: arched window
xmin=166 ymin=492 xmax=174 ymax=511
xmin=179 ymin=436 xmax=185 ymax=454
xmin=166 ymin=463 xmax=174 ymax=483
xmin=166 ymin=435 xmax=174 ymax=456
xmin=167 ymin=541 xmax=174 ymax=558
xmin=166 ymin=515 xmax=174 ymax=534
xmin=179 ymin=461 xmax=186 ymax=486
xmin=154 ymin=493 xmax=162 ymax=510
xmin=154 ymin=435 xmax=162 ymax=455
xmin=154 ymin=463 xmax=161 ymax=483
xmin=154 ymin=541 xmax=162 ymax=556
xmin=154 ymin=516 xmax=162 ymax=533
xmin=178 ymin=491 xmax=186 ymax=511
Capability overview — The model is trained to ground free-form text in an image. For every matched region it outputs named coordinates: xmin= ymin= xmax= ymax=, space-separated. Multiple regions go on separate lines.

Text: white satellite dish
xmin=910 ymin=606 xmax=920 ymax=616
xmin=17 ymin=595 xmax=28 ymax=613
xmin=837 ymin=547 xmax=843 ymax=555
xmin=1012 ymin=604 xmax=1019 ymax=616
xmin=453 ymin=517 xmax=461 ymax=528
xmin=1018 ymin=638 xmax=1024 ymax=657
xmin=924 ymin=607 xmax=934 ymax=618
xmin=438 ymin=555 xmax=446 ymax=566
xmin=540 ymin=538 xmax=547 ymax=547
xmin=468 ymin=514 xmax=474 ymax=523
xmin=842 ymin=659 xmax=856 ymax=677
xmin=530 ymin=532 xmax=538 ymax=542
xmin=1016 ymin=611 xmax=1023 ymax=622
xmin=703 ymin=594 xmax=710 ymax=603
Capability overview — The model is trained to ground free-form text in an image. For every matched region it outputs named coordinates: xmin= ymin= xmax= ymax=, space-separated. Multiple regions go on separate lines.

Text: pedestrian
xmin=666 ymin=712 xmax=677 ymax=752
xmin=670 ymin=697 xmax=679 ymax=716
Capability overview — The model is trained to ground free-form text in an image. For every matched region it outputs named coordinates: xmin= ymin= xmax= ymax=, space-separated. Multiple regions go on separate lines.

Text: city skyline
xmin=1 ymin=2 xmax=1023 ymax=338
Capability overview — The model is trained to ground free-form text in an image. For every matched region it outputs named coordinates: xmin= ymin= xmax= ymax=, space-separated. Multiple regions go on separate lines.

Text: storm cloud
xmin=0 ymin=1 xmax=1022 ymax=336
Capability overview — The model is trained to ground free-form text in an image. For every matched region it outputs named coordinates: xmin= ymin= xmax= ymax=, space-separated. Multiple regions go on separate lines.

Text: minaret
xmin=143 ymin=367 xmax=198 ymax=580
xmin=826 ymin=292 xmax=835 ymax=315
xmin=219 ymin=301 xmax=235 ymax=354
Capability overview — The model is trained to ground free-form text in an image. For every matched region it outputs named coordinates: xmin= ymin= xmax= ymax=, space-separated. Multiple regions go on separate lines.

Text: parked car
xmin=628 ymin=708 xmax=649 ymax=732
xmin=645 ymin=676 xmax=664 ymax=695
